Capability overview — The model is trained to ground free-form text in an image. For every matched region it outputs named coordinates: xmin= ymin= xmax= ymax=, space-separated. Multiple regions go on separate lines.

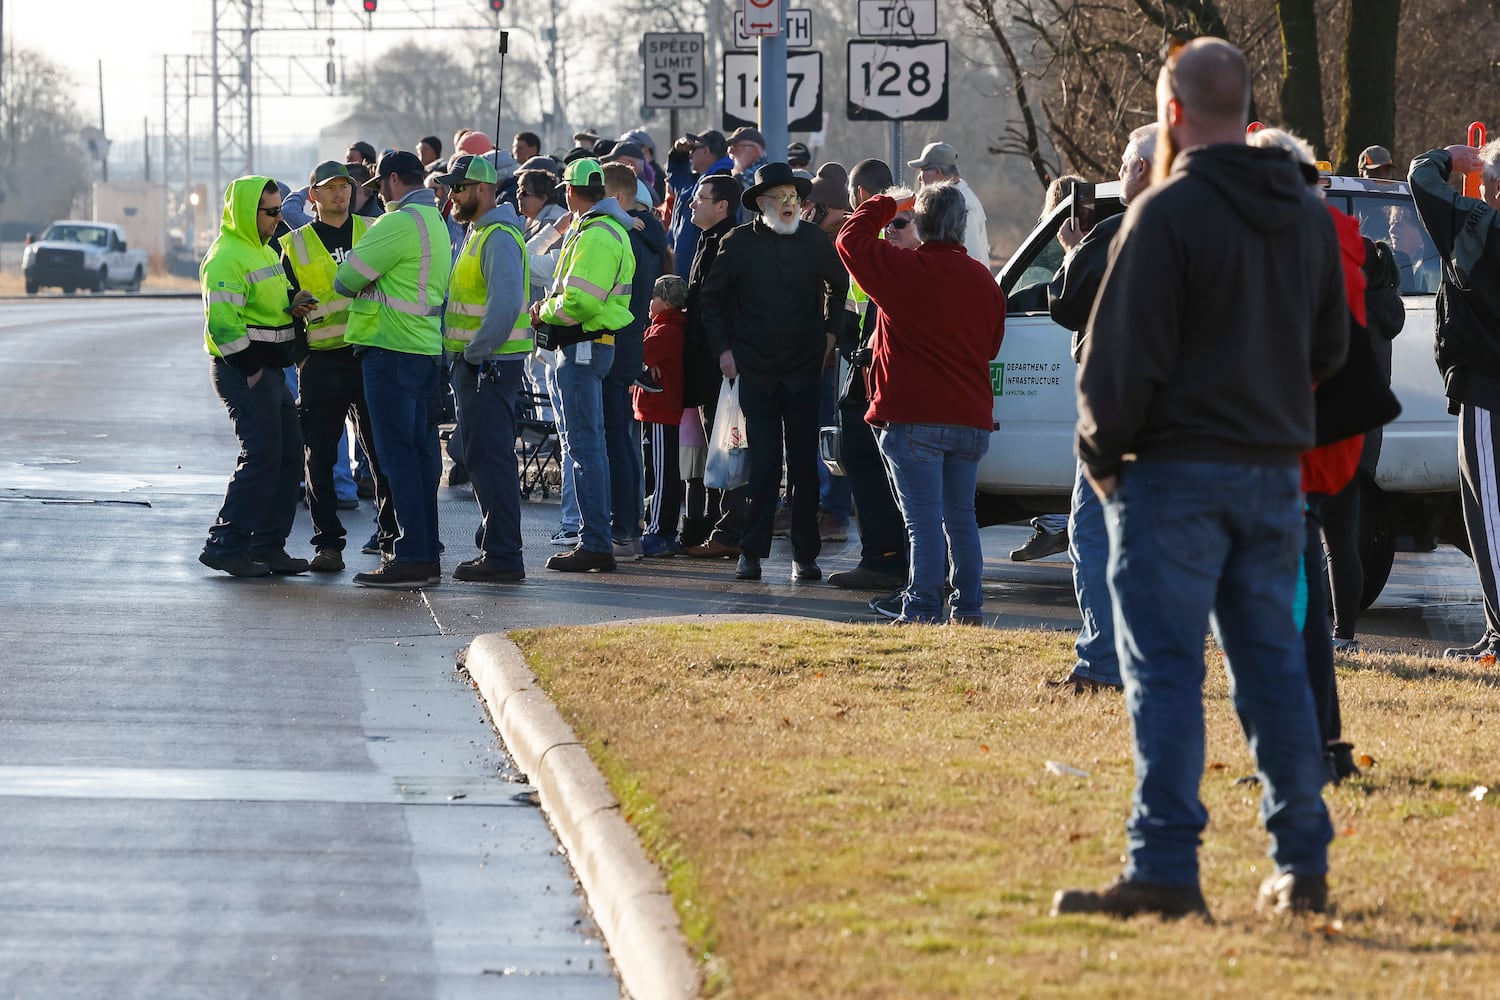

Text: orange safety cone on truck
xmin=1464 ymin=122 xmax=1486 ymax=198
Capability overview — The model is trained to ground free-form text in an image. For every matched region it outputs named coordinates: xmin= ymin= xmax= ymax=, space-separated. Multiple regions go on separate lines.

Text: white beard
xmin=760 ymin=213 xmax=799 ymax=236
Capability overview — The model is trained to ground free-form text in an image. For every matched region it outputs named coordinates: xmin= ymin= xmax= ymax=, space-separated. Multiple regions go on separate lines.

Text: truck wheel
xmin=25 ymin=280 xmax=38 ymax=295
xmin=127 ymin=267 xmax=144 ymax=293
xmin=1358 ymin=483 xmax=1396 ymax=611
xmin=92 ymin=268 xmax=108 ymax=294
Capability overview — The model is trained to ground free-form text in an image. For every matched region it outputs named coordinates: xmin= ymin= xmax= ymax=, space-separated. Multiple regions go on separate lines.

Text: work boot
xmin=827 ymin=565 xmax=907 ymax=591
xmin=1010 ymin=526 xmax=1069 ymax=562
xmin=198 ymin=549 xmax=271 ymax=578
xmin=792 ymin=559 xmax=821 ymax=581
xmin=309 ymin=548 xmax=345 ymax=573
xmin=545 ymin=548 xmax=617 ymax=573
xmin=684 ymin=538 xmax=739 ymax=559
xmin=1256 ymin=872 xmax=1327 ymax=915
xmin=1325 ymin=742 xmax=1361 ymax=784
xmin=453 ymin=556 xmax=525 ymax=583
xmin=1051 ymin=877 xmax=1211 ymax=920
xmin=735 ymin=554 xmax=762 ymax=580
xmin=353 ymin=561 xmax=441 ymax=588
xmin=248 ymin=547 xmax=310 ymax=575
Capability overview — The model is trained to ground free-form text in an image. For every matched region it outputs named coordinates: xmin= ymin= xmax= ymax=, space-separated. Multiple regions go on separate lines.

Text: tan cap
xmin=907 ymin=141 xmax=958 ymax=169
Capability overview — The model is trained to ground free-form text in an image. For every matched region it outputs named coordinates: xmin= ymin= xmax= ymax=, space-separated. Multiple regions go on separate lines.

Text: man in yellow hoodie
xmin=199 ymin=175 xmax=316 ymax=578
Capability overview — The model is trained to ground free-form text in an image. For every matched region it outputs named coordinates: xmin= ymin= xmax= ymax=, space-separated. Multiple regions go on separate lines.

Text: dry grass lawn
xmin=515 ymin=621 xmax=1500 ymax=999
xmin=0 ymin=272 xmax=198 ymax=295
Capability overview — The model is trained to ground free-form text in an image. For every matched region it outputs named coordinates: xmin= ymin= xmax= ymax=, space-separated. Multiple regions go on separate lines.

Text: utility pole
xmin=98 ymin=60 xmax=109 ymax=182
xmin=758 ymin=32 xmax=788 ymax=170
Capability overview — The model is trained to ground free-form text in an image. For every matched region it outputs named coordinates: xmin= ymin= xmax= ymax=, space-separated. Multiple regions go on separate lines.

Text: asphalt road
xmin=0 ymin=299 xmax=1483 ymax=997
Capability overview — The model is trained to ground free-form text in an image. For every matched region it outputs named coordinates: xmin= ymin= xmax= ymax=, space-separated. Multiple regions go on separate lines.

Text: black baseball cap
xmin=363 ymin=149 xmax=426 ymax=189
xmin=786 ymin=141 xmax=812 ymax=166
xmin=310 ymin=160 xmax=353 ymax=188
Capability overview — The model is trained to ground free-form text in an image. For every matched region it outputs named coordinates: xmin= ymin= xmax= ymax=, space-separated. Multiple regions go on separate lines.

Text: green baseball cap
xmin=563 ymin=157 xmax=604 ymax=187
xmin=433 ymin=153 xmax=498 ymax=188
xmin=309 ymin=160 xmax=353 ymax=188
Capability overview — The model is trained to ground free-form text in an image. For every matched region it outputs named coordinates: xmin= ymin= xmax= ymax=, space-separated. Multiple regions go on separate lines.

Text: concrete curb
xmin=461 ymin=632 xmax=701 ymax=1000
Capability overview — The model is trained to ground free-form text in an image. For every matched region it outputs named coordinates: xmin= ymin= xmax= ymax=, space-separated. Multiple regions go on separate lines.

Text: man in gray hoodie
xmin=438 ymin=154 xmax=531 ymax=582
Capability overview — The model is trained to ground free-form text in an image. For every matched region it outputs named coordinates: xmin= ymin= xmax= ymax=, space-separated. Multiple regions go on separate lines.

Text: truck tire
xmin=127 ymin=267 xmax=144 ymax=293
xmin=1358 ymin=483 xmax=1396 ymax=611
xmin=25 ymin=280 xmax=38 ymax=295
xmin=92 ymin=268 xmax=108 ymax=294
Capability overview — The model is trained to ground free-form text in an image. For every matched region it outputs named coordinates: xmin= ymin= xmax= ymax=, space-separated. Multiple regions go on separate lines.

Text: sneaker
xmin=309 ymin=548 xmax=345 ymax=573
xmin=1255 ymin=872 xmax=1327 ymax=915
xmin=632 ymin=373 xmax=664 ymax=393
xmin=1042 ymin=672 xmax=1124 ymax=694
xmin=869 ymin=592 xmax=904 ymax=620
xmin=736 ymin=554 xmax=762 ymax=580
xmin=546 ymin=548 xmax=617 ymax=573
xmin=817 ymin=513 xmax=848 ymax=543
xmin=612 ymin=538 xmax=644 ymax=561
xmin=336 ymin=497 xmax=360 ymax=511
xmin=827 ymin=565 xmax=907 ymax=591
xmin=361 ymin=533 xmax=381 ymax=555
xmin=353 ymin=560 xmax=441 ymax=589
xmin=1325 ymin=741 xmax=1361 ymax=784
xmin=1331 ymin=637 xmax=1362 ymax=655
xmin=640 ymin=534 xmax=682 ymax=558
xmin=198 ymin=549 xmax=271 ymax=578
xmin=1010 ymin=526 xmax=1069 ymax=562
xmin=247 ymin=547 xmax=310 ymax=575
xmin=1052 ymin=877 xmax=1211 ymax=920
xmin=1443 ymin=634 xmax=1498 ymax=660
xmin=453 ymin=556 xmax=525 ymax=583
xmin=792 ymin=560 xmax=821 ymax=581
xmin=549 ymin=527 xmax=582 ymax=547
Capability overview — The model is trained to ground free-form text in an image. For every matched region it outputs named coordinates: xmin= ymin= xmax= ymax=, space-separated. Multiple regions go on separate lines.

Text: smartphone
xmin=285 ymin=295 xmax=319 ymax=313
xmin=1070 ymin=181 xmax=1096 ymax=234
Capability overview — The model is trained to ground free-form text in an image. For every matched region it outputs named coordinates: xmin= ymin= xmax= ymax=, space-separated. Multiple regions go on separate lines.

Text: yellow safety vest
xmin=443 ymin=220 xmax=533 ymax=356
xmin=283 ymin=216 xmax=370 ymax=350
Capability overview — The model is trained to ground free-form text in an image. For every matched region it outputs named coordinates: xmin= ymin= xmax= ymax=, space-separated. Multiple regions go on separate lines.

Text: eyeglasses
xmin=450 ymin=183 xmax=471 ymax=194
xmin=765 ymin=193 xmax=800 ymax=206
xmin=886 ymin=216 xmax=912 ymax=230
xmin=258 ymin=205 xmax=282 ymax=217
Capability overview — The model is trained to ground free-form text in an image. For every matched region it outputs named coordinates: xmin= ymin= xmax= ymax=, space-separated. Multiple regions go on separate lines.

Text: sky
xmin=6 ymin=0 xmax=524 ymax=147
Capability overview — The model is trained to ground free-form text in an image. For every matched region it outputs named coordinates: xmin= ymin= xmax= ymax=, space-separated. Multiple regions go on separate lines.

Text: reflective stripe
xmin=554 ymin=305 xmax=581 ymax=325
xmin=304 ymin=296 xmax=351 ymax=322
xmin=446 ymin=302 xmax=487 ymax=317
xmin=207 ymin=290 xmax=246 ymax=306
xmin=246 ymin=325 xmax=295 ymax=343
xmin=611 ymin=283 xmax=631 ymax=296
xmin=367 ymin=290 xmax=444 ymax=317
xmin=565 ymin=275 xmax=610 ymax=300
xmin=402 ymin=206 xmax=437 ymax=311
xmin=286 ymin=229 xmax=311 ymax=265
xmin=245 ymin=263 xmax=285 ymax=284
xmin=307 ymin=323 xmax=347 ymax=346
xmin=345 ymin=250 xmax=380 ymax=281
xmin=217 ymin=336 xmax=251 ymax=356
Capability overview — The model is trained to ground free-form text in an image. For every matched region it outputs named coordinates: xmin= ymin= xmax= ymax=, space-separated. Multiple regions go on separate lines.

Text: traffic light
xmin=489 ymin=0 xmax=503 ymax=10
xmin=362 ymin=0 xmax=376 ymax=11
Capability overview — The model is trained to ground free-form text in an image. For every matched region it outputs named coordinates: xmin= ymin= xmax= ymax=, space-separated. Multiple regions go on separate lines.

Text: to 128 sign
xmin=847 ymin=40 xmax=948 ymax=121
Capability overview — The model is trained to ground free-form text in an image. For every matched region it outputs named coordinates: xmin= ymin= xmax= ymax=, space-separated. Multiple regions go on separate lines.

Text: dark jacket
xmin=666 ymin=149 xmax=735 ymax=278
xmin=609 ymin=207 xmax=669 ymax=379
xmin=700 ymin=218 xmax=850 ymax=393
xmin=1048 ymin=212 xmax=1123 ymax=360
xmin=1408 ymin=148 xmax=1500 ymax=411
xmin=1076 ymin=143 xmax=1349 ymax=480
xmin=683 ymin=216 xmax=736 ymax=408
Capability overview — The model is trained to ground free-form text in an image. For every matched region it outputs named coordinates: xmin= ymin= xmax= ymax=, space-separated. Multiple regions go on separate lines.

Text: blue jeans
xmin=1105 ymin=461 xmax=1333 ymax=886
xmin=453 ymin=357 xmax=524 ymax=571
xmin=877 ymin=422 xmax=989 ymax=622
xmin=206 ymin=359 xmax=303 ymax=554
xmin=361 ymin=348 xmax=442 ymax=564
xmin=603 ymin=374 xmax=643 ymax=542
xmin=1069 ymin=459 xmax=1119 ymax=685
xmin=545 ymin=361 xmax=579 ymax=533
xmin=553 ymin=341 xmax=615 ymax=553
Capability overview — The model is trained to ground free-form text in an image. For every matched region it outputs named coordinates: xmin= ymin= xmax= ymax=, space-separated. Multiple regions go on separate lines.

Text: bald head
xmin=1165 ymin=38 xmax=1250 ymax=131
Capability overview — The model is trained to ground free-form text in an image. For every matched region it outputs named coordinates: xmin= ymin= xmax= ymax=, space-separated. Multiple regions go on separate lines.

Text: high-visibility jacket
xmin=443 ymin=219 xmax=532 ymax=356
xmin=333 ymin=191 xmax=452 ymax=357
xmin=538 ymin=208 xmax=635 ymax=345
xmin=200 ymin=175 xmax=296 ymax=370
xmin=847 ymin=276 xmax=869 ymax=317
xmin=282 ymin=215 xmax=370 ymax=351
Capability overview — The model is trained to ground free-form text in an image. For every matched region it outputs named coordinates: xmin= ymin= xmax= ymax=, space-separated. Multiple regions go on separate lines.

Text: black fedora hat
xmin=741 ymin=161 xmax=812 ymax=212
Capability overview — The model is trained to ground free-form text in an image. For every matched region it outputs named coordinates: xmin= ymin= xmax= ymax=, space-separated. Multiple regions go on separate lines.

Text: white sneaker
xmin=549 ymin=527 xmax=580 ymax=546
xmin=612 ymin=538 xmax=644 ymax=561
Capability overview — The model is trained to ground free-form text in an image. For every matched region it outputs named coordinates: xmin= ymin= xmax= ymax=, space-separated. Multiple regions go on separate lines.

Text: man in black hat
xmin=694 ymin=162 xmax=848 ymax=582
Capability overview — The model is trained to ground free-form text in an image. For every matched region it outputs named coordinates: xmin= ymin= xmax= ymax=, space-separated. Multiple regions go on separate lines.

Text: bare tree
xmin=0 ymin=49 xmax=89 ymax=223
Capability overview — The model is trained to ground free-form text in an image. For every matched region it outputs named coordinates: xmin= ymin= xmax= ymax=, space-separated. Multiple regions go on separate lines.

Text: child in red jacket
xmin=634 ymin=275 xmax=689 ymax=556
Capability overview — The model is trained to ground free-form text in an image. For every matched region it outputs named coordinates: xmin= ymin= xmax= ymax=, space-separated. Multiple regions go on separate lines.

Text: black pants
xmin=1303 ymin=496 xmax=1341 ymax=746
xmin=838 ymin=397 xmax=908 ymax=574
xmin=297 ymin=348 xmax=396 ymax=552
xmin=206 ymin=358 xmax=302 ymax=555
xmin=644 ymin=421 xmax=681 ymax=537
xmin=738 ymin=376 xmax=821 ymax=562
xmin=701 ymin=400 xmax=745 ymax=547
xmin=1321 ymin=474 xmax=1364 ymax=641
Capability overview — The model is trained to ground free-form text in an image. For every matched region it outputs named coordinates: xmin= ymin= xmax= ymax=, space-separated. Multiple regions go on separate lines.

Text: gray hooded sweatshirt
xmin=462 ymin=202 xmax=530 ymax=365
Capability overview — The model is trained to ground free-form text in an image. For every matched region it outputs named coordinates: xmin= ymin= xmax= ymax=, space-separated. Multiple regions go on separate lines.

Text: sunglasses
xmin=450 ymin=183 xmax=471 ymax=194
xmin=886 ymin=216 xmax=912 ymax=230
xmin=259 ymin=205 xmax=282 ymax=217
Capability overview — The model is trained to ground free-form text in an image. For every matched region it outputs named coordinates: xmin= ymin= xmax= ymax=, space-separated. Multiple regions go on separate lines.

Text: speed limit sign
xmin=643 ymin=33 xmax=706 ymax=109
xmin=847 ymin=39 xmax=948 ymax=121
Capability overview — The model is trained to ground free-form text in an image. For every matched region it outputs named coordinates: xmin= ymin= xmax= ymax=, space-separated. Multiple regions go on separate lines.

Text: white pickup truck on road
xmin=22 ymin=221 xmax=149 ymax=295
xmin=986 ymin=174 xmax=1462 ymax=606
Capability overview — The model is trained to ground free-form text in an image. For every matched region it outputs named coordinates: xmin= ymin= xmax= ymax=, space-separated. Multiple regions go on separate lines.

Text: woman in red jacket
xmin=835 ymin=183 xmax=1006 ymax=624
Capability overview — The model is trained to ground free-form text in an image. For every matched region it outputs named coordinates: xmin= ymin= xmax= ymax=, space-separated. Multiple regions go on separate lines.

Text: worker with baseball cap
xmin=334 ymin=148 xmax=453 ymax=587
xmin=907 ymin=140 xmax=990 ymax=263
xmin=530 ymin=158 xmax=637 ymax=573
xmin=1358 ymin=145 xmax=1395 ymax=180
xmin=787 ymin=141 xmax=812 ymax=169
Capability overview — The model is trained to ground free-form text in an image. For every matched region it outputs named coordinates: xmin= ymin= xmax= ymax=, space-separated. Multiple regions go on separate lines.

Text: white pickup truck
xmin=986 ymin=174 xmax=1462 ymax=606
xmin=22 ymin=221 xmax=149 ymax=294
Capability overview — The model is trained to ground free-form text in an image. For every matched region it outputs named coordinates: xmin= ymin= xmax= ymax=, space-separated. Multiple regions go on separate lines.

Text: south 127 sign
xmin=847 ymin=40 xmax=948 ymax=121
xmin=722 ymin=52 xmax=824 ymax=132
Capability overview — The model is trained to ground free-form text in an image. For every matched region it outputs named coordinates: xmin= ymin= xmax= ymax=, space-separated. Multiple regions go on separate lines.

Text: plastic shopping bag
xmin=703 ymin=377 xmax=750 ymax=490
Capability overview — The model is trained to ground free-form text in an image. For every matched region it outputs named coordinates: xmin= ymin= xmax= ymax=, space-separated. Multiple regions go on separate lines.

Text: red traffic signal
xmin=489 ymin=0 xmax=503 ymax=10
xmin=362 ymin=0 xmax=376 ymax=11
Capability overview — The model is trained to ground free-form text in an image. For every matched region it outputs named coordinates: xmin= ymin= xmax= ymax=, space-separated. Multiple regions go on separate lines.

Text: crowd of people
xmin=196 ymin=36 xmax=1500 ymax=921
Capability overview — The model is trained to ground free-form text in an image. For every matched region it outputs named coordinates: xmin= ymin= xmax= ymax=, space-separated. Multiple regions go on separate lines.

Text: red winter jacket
xmin=1302 ymin=205 xmax=1368 ymax=496
xmin=835 ymin=195 xmax=1006 ymax=431
xmin=633 ymin=306 xmax=686 ymax=424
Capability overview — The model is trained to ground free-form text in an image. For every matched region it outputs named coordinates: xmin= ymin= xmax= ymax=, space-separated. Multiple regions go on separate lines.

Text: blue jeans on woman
xmin=1104 ymin=461 xmax=1333 ymax=887
xmin=877 ymin=422 xmax=989 ymax=622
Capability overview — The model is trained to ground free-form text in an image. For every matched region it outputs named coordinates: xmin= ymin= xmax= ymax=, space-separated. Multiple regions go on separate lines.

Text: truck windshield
xmin=1342 ymin=193 xmax=1440 ymax=296
xmin=41 ymin=225 xmax=110 ymax=248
